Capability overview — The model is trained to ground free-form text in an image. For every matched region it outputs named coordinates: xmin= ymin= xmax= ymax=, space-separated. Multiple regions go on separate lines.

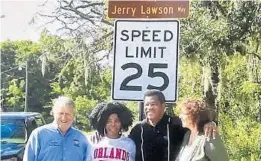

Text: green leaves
xmin=6 ymin=79 xmax=25 ymax=111
xmin=240 ymin=81 xmax=261 ymax=95
xmin=74 ymin=96 xmax=97 ymax=130
xmin=219 ymin=113 xmax=261 ymax=161
xmin=14 ymin=40 xmax=40 ymax=63
xmin=178 ymin=2 xmax=261 ymax=159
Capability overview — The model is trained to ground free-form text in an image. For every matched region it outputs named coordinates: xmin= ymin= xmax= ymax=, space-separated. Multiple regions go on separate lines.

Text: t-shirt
xmin=87 ymin=135 xmax=136 ymax=161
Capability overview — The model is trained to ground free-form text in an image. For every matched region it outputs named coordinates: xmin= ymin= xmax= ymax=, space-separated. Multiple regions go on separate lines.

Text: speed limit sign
xmin=112 ymin=20 xmax=179 ymax=102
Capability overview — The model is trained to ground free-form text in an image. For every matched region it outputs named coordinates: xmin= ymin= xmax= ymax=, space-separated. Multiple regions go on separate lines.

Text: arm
xmin=83 ymin=135 xmax=91 ymax=161
xmin=170 ymin=117 xmax=188 ymax=158
xmin=85 ymin=144 xmax=92 ymax=161
xmin=129 ymin=140 xmax=136 ymax=161
xmin=23 ymin=129 xmax=40 ymax=161
xmin=204 ymin=134 xmax=229 ymax=161
xmin=128 ymin=123 xmax=142 ymax=161
xmin=170 ymin=116 xmax=187 ymax=143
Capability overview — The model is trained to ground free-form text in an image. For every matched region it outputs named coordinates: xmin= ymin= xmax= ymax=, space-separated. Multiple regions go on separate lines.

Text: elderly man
xmin=23 ymin=96 xmax=89 ymax=161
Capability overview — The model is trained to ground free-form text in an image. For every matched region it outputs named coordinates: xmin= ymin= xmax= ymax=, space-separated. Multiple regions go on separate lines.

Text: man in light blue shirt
xmin=23 ymin=96 xmax=89 ymax=161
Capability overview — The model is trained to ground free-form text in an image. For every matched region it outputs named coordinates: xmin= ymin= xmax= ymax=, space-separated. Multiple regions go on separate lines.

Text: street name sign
xmin=108 ymin=0 xmax=189 ymax=19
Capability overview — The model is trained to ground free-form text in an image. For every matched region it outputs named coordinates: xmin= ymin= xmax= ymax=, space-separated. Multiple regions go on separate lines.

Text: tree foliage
xmin=1 ymin=0 xmax=260 ymax=160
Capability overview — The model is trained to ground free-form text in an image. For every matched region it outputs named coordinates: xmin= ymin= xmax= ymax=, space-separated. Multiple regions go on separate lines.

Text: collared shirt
xmin=23 ymin=122 xmax=89 ymax=161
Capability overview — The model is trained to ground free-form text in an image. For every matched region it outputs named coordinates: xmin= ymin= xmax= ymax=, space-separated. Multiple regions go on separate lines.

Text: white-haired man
xmin=23 ymin=96 xmax=89 ymax=161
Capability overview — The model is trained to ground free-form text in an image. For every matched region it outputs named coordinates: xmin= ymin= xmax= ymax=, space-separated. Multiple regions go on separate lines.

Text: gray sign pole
xmin=138 ymin=102 xmax=144 ymax=121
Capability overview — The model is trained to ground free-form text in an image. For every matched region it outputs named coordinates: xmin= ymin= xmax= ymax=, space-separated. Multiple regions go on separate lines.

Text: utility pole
xmin=0 ymin=14 xmax=5 ymax=112
xmin=0 ymin=42 xmax=2 ymax=112
xmin=24 ymin=60 xmax=28 ymax=112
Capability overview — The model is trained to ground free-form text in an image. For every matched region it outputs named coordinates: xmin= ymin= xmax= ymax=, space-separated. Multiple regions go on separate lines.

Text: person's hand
xmin=203 ymin=121 xmax=217 ymax=141
xmin=89 ymin=131 xmax=102 ymax=144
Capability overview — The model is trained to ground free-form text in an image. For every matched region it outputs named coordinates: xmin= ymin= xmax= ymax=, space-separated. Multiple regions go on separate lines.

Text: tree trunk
xmin=203 ymin=60 xmax=219 ymax=122
xmin=249 ymin=53 xmax=261 ymax=122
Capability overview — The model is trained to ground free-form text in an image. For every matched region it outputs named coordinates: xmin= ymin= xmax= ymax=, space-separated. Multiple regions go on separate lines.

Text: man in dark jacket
xmin=129 ymin=89 xmax=216 ymax=161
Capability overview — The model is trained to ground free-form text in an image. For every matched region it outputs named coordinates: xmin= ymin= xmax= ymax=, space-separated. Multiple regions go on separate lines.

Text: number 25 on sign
xmin=112 ymin=20 xmax=179 ymax=102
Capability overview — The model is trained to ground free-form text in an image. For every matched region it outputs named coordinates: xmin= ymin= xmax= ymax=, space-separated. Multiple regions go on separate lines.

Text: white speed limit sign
xmin=112 ymin=20 xmax=179 ymax=102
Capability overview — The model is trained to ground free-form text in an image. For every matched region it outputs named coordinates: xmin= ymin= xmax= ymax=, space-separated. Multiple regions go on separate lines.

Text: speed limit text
xmin=120 ymin=30 xmax=173 ymax=58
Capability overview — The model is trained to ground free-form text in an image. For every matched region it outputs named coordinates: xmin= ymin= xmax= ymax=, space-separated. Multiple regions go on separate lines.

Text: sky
xmin=0 ymin=0 xmax=58 ymax=42
xmin=0 ymin=0 xmax=111 ymax=65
